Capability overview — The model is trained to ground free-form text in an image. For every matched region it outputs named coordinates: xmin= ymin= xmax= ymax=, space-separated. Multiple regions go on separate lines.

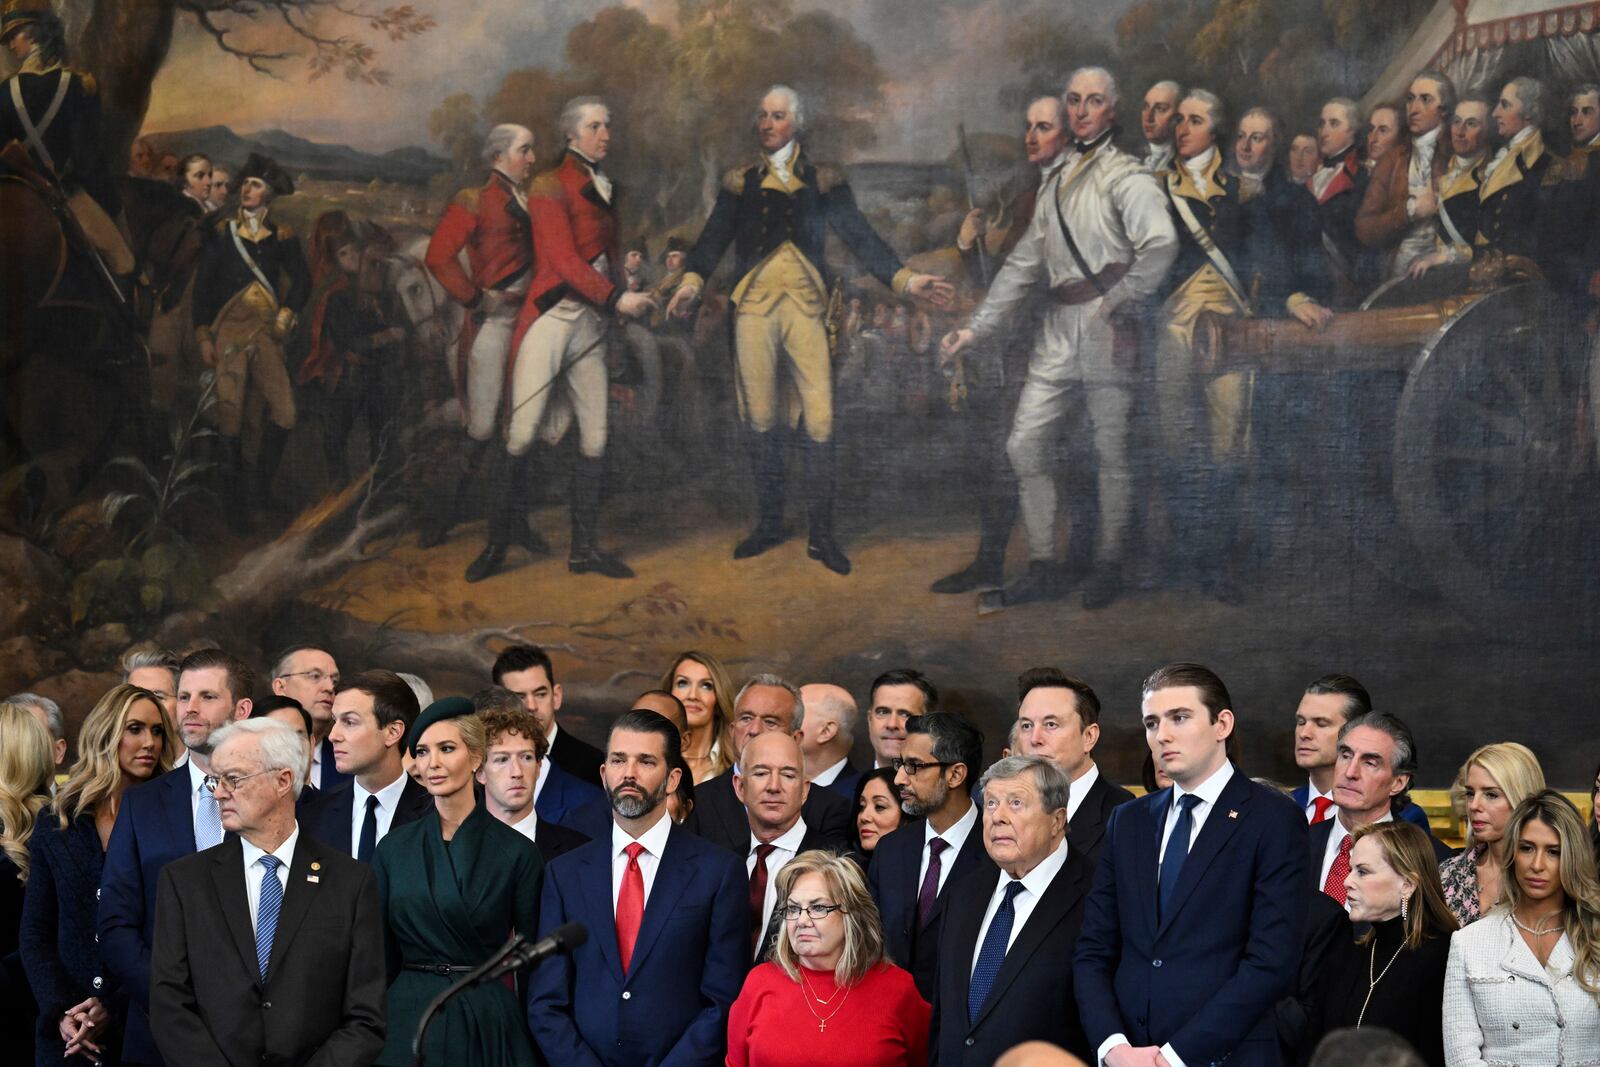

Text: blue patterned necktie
xmin=968 ymin=880 xmax=1025 ymax=1023
xmin=1159 ymin=794 xmax=1202 ymax=920
xmin=195 ymin=781 xmax=222 ymax=850
xmin=255 ymin=855 xmax=283 ymax=981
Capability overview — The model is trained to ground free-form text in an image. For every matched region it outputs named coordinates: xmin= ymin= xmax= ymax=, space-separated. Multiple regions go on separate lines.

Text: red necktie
xmin=1311 ymin=797 xmax=1335 ymax=825
xmin=1323 ymin=834 xmax=1353 ymax=904
xmin=616 ymin=842 xmax=645 ymax=972
xmin=749 ymin=843 xmax=777 ymax=957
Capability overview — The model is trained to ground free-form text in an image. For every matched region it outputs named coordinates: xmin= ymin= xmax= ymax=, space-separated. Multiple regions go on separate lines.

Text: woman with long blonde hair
xmin=19 ymin=684 xmax=173 ymax=1065
xmin=3 ymin=701 xmax=61 ymax=1063
xmin=660 ymin=650 xmax=736 ymax=782
xmin=1438 ymin=742 xmax=1545 ymax=925
xmin=1443 ymin=790 xmax=1600 ymax=1065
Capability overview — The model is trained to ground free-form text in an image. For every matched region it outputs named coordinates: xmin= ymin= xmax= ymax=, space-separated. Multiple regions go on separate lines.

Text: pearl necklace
xmin=1512 ymin=911 xmax=1564 ymax=938
xmin=799 ymin=970 xmax=851 ymax=1033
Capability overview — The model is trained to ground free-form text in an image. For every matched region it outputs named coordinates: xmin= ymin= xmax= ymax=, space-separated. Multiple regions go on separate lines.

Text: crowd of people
xmin=2 ymin=640 xmax=1599 ymax=1067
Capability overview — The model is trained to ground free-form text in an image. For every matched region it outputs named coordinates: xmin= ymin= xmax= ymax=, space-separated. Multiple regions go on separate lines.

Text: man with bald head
xmin=735 ymin=731 xmax=852 ymax=962
xmin=797 ymin=682 xmax=860 ymax=795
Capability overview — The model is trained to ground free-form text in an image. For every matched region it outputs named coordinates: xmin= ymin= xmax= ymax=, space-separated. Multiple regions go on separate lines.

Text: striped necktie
xmin=255 ymin=855 xmax=283 ymax=981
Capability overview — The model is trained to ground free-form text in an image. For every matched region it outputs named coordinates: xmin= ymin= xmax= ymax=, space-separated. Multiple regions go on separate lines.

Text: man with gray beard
xmin=528 ymin=710 xmax=749 ymax=1066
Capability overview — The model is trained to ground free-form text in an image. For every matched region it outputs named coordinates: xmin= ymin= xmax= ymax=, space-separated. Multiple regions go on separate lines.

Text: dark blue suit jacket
xmin=1074 ymin=767 xmax=1309 ymax=1067
xmin=536 ymin=761 xmax=605 ymax=827
xmin=559 ymin=794 xmax=615 ymax=840
xmin=20 ymin=811 xmax=107 ymax=1065
xmin=300 ymin=774 xmax=433 ymax=857
xmin=527 ymin=821 xmax=749 ymax=1067
xmin=98 ymin=767 xmax=199 ymax=1064
xmin=315 ymin=736 xmax=351 ymax=793
xmin=868 ymin=809 xmax=994 ymax=1002
xmin=1288 ymin=784 xmax=1435 ymax=834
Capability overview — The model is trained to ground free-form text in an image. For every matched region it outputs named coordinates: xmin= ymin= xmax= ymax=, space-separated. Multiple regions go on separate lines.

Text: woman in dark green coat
xmin=373 ymin=698 xmax=543 ymax=1066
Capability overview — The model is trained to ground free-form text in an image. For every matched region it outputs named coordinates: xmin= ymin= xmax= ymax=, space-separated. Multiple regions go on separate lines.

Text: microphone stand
xmin=411 ymin=932 xmax=523 ymax=1067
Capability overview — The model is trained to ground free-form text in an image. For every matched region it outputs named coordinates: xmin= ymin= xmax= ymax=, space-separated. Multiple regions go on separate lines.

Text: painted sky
xmin=144 ymin=0 xmax=1120 ymax=160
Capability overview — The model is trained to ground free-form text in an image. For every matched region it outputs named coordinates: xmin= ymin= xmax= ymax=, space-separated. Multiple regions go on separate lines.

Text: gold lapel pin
xmin=1227 ymin=810 xmax=1239 ymax=819
xmin=310 ymin=861 xmax=322 ymax=870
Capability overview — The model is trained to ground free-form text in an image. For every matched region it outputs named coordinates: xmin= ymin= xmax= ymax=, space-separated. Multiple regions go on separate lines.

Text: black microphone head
xmin=554 ymin=921 xmax=587 ymax=950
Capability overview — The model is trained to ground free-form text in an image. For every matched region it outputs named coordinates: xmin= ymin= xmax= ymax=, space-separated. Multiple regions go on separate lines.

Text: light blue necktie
xmin=255 ymin=855 xmax=283 ymax=981
xmin=195 ymin=782 xmax=222 ymax=850
xmin=968 ymin=880 xmax=1025 ymax=1023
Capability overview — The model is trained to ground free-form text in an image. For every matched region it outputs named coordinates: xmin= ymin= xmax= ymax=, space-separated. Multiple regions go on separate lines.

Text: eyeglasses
xmin=783 ymin=902 xmax=844 ymax=921
xmin=203 ymin=770 xmax=271 ymax=795
xmin=890 ymin=757 xmax=953 ymax=775
xmin=277 ymin=669 xmax=339 ymax=687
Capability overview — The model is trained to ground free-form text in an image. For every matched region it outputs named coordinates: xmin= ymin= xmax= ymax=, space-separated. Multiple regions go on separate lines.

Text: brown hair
xmin=179 ymin=648 xmax=258 ymax=705
xmin=1351 ymin=822 xmax=1458 ymax=949
xmin=1141 ymin=662 xmax=1233 ymax=723
xmin=661 ymin=650 xmax=736 ymax=777
xmin=1499 ymin=791 xmax=1600 ymax=1002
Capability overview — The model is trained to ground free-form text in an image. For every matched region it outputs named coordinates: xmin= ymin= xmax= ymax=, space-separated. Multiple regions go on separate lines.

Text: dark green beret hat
xmin=408 ymin=696 xmax=475 ymax=756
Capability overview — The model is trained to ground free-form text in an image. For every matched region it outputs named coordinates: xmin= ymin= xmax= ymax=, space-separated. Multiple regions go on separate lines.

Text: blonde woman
xmin=1438 ymin=742 xmax=1545 ymax=925
xmin=727 ymin=850 xmax=929 ymax=1067
xmin=20 ymin=684 xmax=172 ymax=1065
xmin=1443 ymin=791 xmax=1600 ymax=1065
xmin=661 ymin=650 xmax=736 ymax=782
xmin=3 ymin=702 xmax=58 ymax=1062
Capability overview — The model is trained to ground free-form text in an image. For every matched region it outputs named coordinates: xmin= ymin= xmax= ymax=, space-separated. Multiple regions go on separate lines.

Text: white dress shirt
xmin=1066 ymin=762 xmax=1101 ymax=824
xmin=1317 ymin=809 xmax=1394 ymax=889
xmin=510 ymin=809 xmax=539 ymax=844
xmin=240 ymin=206 xmax=267 ymax=239
xmin=1180 ymin=146 xmax=1218 ymax=193
xmin=1302 ymin=779 xmax=1337 ymax=822
xmin=766 ymin=138 xmax=799 ymax=186
xmin=241 ymin=825 xmax=299 ymax=929
xmin=350 ymin=770 xmax=410 ymax=856
xmin=1100 ymin=759 xmax=1236 ymax=1067
xmin=747 ymin=818 xmax=808 ymax=945
xmin=611 ymin=814 xmax=673 ymax=912
xmin=918 ymin=801 xmax=978 ymax=897
xmin=1406 ymin=125 xmax=1441 ymax=214
xmin=1142 ymin=142 xmax=1175 ymax=174
xmin=309 ymin=744 xmax=325 ymax=790
xmin=810 ymin=757 xmax=849 ymax=787
xmin=572 ymin=150 xmax=611 ymax=203
xmin=969 ymin=837 xmax=1070 ymax=974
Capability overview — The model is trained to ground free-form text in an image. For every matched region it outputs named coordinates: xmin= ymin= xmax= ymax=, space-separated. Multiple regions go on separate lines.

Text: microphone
xmin=475 ymin=922 xmax=588 ymax=984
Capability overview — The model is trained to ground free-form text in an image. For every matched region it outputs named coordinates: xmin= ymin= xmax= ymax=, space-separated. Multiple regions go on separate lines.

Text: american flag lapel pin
xmin=308 ymin=860 xmax=321 ymax=883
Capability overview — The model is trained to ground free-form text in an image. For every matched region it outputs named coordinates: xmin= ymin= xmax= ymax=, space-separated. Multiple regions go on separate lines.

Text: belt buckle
xmin=432 ymin=963 xmax=454 ymax=977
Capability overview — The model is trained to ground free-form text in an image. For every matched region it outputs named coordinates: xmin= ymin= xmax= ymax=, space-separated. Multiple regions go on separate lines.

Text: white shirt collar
xmin=767 ymin=139 xmax=799 ymax=171
xmin=1336 ymin=807 xmax=1395 ymax=836
xmin=1448 ymin=151 xmax=1485 ymax=176
xmin=188 ymin=757 xmax=210 ymax=795
xmin=811 ymin=756 xmax=850 ymax=786
xmin=612 ymin=810 xmax=673 ymax=857
xmin=1415 ymin=125 xmax=1441 ymax=150
xmin=1145 ymin=141 xmax=1174 ymax=164
xmin=1067 ymin=762 xmax=1100 ymax=821
xmin=1588 ymin=132 xmax=1600 ymax=148
xmin=925 ymin=798 xmax=978 ymax=853
xmin=1174 ymin=757 xmax=1234 ymax=809
xmin=1508 ymin=125 xmax=1536 ymax=150
xmin=241 ymin=823 xmax=300 ymax=873
xmin=1039 ymin=151 xmax=1068 ymax=182
xmin=1004 ymin=834 xmax=1070 ymax=893
xmin=353 ymin=767 xmax=409 ymax=810
xmin=1306 ymin=778 xmax=1336 ymax=805
xmin=1183 ymin=146 xmax=1217 ymax=181
xmin=751 ymin=815 xmax=808 ymax=855
xmin=510 ymin=808 xmax=539 ymax=842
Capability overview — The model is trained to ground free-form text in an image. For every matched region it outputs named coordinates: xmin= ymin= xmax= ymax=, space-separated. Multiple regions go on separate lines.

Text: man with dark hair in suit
xmin=269 ymin=643 xmax=347 ymax=792
xmin=100 ymin=647 xmax=255 ymax=1065
xmin=474 ymin=688 xmax=591 ymax=864
xmin=687 ymin=674 xmax=853 ymax=853
xmin=528 ymin=709 xmax=749 ymax=1066
xmin=869 ymin=710 xmax=991 ymax=1001
xmin=1014 ymin=668 xmax=1135 ymax=864
xmin=302 ymin=669 xmax=429 ymax=860
xmin=1290 ymin=675 xmax=1434 ymax=835
xmin=933 ymin=755 xmax=1095 ymax=1064
xmin=150 ymin=719 xmax=385 ymax=1065
xmin=866 ymin=668 xmax=937 ymax=767
xmin=1075 ymin=662 xmax=1308 ymax=1067
xmin=493 ymin=643 xmax=605 ymax=786
xmin=737 ymin=731 xmax=852 ymax=962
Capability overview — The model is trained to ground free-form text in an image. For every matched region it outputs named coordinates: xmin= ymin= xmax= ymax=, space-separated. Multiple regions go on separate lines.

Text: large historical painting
xmin=3 ymin=0 xmax=1597 ymax=785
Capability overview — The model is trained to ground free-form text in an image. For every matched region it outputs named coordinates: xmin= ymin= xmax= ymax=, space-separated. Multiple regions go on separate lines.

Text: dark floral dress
xmin=1438 ymin=843 xmax=1486 ymax=926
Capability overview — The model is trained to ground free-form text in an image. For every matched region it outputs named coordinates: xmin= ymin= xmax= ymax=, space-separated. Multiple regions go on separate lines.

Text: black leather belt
xmin=404 ymin=962 xmax=473 ymax=976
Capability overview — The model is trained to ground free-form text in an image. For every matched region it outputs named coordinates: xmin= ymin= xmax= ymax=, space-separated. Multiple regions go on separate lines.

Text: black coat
xmin=1300 ymin=916 xmax=1450 ymax=1067
xmin=1242 ymin=166 xmax=1331 ymax=311
xmin=546 ymin=725 xmax=605 ymax=788
xmin=930 ymin=848 xmax=1096 ymax=1066
xmin=300 ymin=774 xmax=433 ymax=859
xmin=0 ymin=66 xmax=119 ymax=214
xmin=149 ymin=833 xmax=386 ymax=1066
xmin=533 ymin=818 xmax=590 ymax=866
xmin=191 ymin=212 xmax=311 ymax=331
xmin=685 ymin=769 xmax=853 ymax=856
xmin=1068 ymin=773 xmax=1137 ymax=866
xmin=19 ymin=812 xmax=108 ymax=1066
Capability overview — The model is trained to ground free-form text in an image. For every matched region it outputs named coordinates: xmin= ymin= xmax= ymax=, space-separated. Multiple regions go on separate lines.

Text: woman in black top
xmin=1303 ymin=820 xmax=1459 ymax=1066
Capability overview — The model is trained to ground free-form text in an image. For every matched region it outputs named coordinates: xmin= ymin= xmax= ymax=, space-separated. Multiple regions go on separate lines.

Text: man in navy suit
xmin=268 ymin=643 xmax=349 ymax=792
xmin=797 ymin=683 xmax=861 ymax=796
xmin=1288 ymin=673 xmax=1434 ymax=834
xmin=1074 ymin=662 xmax=1308 ymax=1067
xmin=473 ymin=689 xmax=592 ymax=863
xmin=494 ymin=643 xmax=606 ymax=786
xmin=302 ymin=670 xmax=430 ymax=859
xmin=1013 ymin=667 xmax=1136 ymax=864
xmin=1310 ymin=711 xmax=1452 ymax=907
xmin=687 ymin=674 xmax=853 ymax=853
xmin=99 ymin=647 xmax=256 ymax=1064
xmin=932 ymin=755 xmax=1095 ymax=1064
xmin=528 ymin=709 xmax=748 ymax=1066
xmin=869 ymin=711 xmax=990 ymax=1000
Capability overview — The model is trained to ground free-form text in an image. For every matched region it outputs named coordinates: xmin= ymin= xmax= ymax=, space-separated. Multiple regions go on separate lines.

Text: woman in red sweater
xmin=727 ymin=850 xmax=930 ymax=1067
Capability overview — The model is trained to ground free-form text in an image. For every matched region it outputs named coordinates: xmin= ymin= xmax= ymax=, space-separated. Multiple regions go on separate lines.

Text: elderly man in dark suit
xmin=932 ymin=754 xmax=1096 ymax=1065
xmin=528 ymin=710 xmax=749 ymax=1066
xmin=99 ymin=648 xmax=254 ymax=1065
xmin=869 ymin=711 xmax=990 ymax=1001
xmin=150 ymin=718 xmax=386 ymax=1065
xmin=1012 ymin=668 xmax=1134 ymax=864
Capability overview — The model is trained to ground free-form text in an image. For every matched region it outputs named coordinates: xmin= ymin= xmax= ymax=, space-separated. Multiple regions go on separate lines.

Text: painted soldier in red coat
xmin=421 ymin=123 xmax=543 ymax=556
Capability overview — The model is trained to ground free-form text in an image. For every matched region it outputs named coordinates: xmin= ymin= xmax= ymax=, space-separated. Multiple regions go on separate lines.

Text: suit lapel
xmin=164 ymin=767 xmax=196 ymax=850
xmin=579 ymin=843 xmax=623 ymax=977
xmin=1069 ymin=777 xmax=1109 ymax=857
xmin=926 ymin=821 xmax=986 ymax=930
xmin=947 ymin=866 xmax=997 ymax=996
xmin=209 ymin=838 xmax=260 ymax=989
xmin=265 ymin=835 xmax=322 ymax=982
xmin=625 ymin=826 xmax=694 ymax=978
xmin=970 ymin=852 xmax=1090 ymax=1029
xmin=1136 ymin=788 xmax=1168 ymax=930
xmin=1158 ymin=774 xmax=1249 ymax=936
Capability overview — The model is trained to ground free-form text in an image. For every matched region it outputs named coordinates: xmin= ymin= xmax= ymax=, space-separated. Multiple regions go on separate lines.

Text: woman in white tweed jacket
xmin=1443 ymin=791 xmax=1600 ymax=1066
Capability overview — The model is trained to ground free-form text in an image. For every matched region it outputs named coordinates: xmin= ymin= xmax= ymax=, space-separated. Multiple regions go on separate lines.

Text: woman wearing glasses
xmin=727 ymin=850 xmax=929 ymax=1067
xmin=371 ymin=697 xmax=543 ymax=1066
